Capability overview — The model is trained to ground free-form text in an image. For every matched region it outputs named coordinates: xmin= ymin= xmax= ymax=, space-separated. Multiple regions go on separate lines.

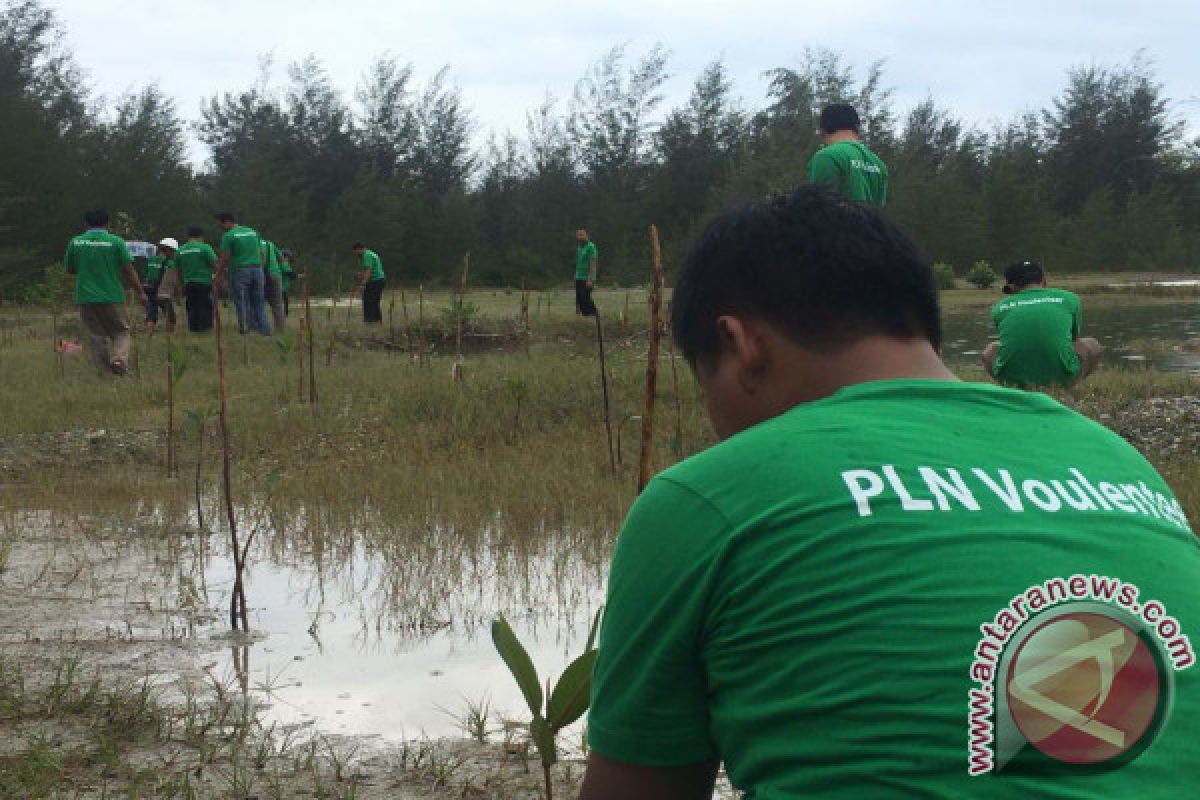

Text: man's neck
xmin=824 ymin=130 xmax=859 ymax=146
xmin=777 ymin=335 xmax=957 ymax=408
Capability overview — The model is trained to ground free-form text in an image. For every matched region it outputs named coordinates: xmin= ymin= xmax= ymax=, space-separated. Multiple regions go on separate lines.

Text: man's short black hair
xmin=671 ymin=185 xmax=941 ymax=366
xmin=84 ymin=209 xmax=110 ymax=227
xmin=818 ymin=103 xmax=861 ymax=134
xmin=215 ymin=211 xmax=235 ymax=223
xmin=187 ymin=226 xmax=203 ymax=238
xmin=350 ymin=241 xmax=365 ymax=250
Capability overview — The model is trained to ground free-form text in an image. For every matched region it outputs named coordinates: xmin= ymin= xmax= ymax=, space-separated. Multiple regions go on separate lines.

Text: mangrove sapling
xmin=303 ymin=274 xmax=317 ymax=405
xmin=166 ymin=335 xmax=190 ymax=478
xmin=453 ymin=252 xmax=470 ymax=381
xmin=275 ymin=335 xmax=297 ymax=401
xmin=638 ymin=225 xmax=666 ymax=492
xmin=615 ymin=412 xmax=642 ymax=465
xmin=211 ymin=299 xmax=249 ymax=631
xmin=503 ymin=376 xmax=528 ymax=438
xmin=491 ymin=610 xmax=601 ymax=800
xmin=184 ymin=406 xmax=217 ymax=531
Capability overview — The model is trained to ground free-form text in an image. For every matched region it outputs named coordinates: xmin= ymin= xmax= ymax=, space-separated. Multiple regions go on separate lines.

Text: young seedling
xmin=491 ymin=610 xmax=601 ymax=800
xmin=183 ymin=406 xmax=217 ymax=531
xmin=166 ymin=335 xmax=190 ymax=477
xmin=503 ymin=375 xmax=528 ymax=437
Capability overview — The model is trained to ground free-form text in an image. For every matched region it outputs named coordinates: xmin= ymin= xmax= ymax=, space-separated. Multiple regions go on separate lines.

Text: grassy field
xmin=0 ymin=280 xmax=1197 ymax=797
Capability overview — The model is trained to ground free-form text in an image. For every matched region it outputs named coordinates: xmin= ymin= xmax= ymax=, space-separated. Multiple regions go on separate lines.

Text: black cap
xmin=187 ymin=226 xmax=203 ymax=238
xmin=215 ymin=211 xmax=235 ymax=223
xmin=1003 ymin=260 xmax=1044 ymax=294
xmin=350 ymin=241 xmax=365 ymax=250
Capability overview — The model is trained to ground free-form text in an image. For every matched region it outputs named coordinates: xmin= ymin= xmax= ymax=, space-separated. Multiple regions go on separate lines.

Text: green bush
xmin=932 ymin=262 xmax=957 ymax=290
xmin=966 ymin=260 xmax=998 ymax=289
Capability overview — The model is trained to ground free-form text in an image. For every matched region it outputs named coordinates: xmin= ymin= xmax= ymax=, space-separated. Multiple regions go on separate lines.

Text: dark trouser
xmin=145 ymin=282 xmax=162 ymax=322
xmin=575 ymin=279 xmax=597 ymax=317
xmin=283 ymin=292 xmax=290 ymax=316
xmin=362 ymin=279 xmax=385 ymax=324
xmin=155 ymin=298 xmax=177 ymax=328
xmin=185 ymin=283 xmax=214 ymax=332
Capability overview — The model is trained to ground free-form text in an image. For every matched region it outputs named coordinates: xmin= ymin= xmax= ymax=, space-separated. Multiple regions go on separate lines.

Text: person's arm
xmin=579 ymin=754 xmax=719 ymax=800
xmin=121 ymin=261 xmax=147 ymax=301
xmin=64 ymin=241 xmax=76 ymax=275
xmin=1071 ymin=294 xmax=1083 ymax=340
xmin=588 ymin=245 xmax=598 ymax=289
xmin=582 ymin=477 xmax=725 ymax=797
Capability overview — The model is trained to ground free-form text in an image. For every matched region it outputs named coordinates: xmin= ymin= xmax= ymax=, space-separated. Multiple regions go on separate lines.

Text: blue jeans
xmin=230 ymin=266 xmax=270 ymax=334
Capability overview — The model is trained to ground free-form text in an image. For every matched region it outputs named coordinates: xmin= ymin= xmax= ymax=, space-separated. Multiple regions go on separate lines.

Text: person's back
xmin=66 ymin=228 xmax=130 ymax=305
xmin=806 ymin=139 xmax=889 ymax=205
xmin=597 ymin=380 xmax=1197 ymax=797
xmin=806 ymin=103 xmax=888 ymax=206
xmin=991 ymin=287 xmax=1080 ymax=384
xmin=221 ymin=223 xmax=261 ymax=267
xmin=582 ymin=186 xmax=1197 ymax=800
xmin=176 ymin=239 xmax=217 ymax=286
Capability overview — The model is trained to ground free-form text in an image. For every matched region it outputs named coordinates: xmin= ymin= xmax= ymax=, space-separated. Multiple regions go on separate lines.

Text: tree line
xmin=2 ymin=0 xmax=1198 ymax=298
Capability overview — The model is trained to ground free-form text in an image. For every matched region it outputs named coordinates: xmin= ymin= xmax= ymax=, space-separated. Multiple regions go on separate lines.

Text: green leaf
xmin=264 ymin=469 xmax=281 ymax=492
xmin=529 ymin=715 xmax=557 ymax=767
xmin=545 ymin=649 xmax=597 ymax=731
xmin=184 ymin=409 xmax=201 ymax=425
xmin=491 ymin=615 xmax=543 ymax=716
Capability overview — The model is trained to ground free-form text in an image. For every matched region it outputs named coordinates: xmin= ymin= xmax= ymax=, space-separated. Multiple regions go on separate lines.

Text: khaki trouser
xmin=79 ymin=303 xmax=131 ymax=372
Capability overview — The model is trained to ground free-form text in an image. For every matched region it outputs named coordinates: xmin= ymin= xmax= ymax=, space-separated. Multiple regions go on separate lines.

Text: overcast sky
xmin=51 ymin=0 xmax=1200 ymax=164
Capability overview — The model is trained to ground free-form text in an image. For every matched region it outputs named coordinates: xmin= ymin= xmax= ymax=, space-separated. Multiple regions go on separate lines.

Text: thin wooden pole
xmin=304 ymin=273 xmax=317 ymax=405
xmin=638 ymin=225 xmax=665 ymax=492
xmin=594 ymin=312 xmax=616 ymax=476
xmin=453 ymin=253 xmax=470 ymax=380
xmin=213 ymin=299 xmax=248 ymax=631
xmin=166 ymin=335 xmax=175 ymax=477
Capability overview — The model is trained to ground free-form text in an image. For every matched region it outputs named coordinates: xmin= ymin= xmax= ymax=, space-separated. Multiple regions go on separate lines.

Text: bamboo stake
xmin=594 ymin=312 xmax=616 ymax=476
xmin=212 ymin=298 xmax=248 ymax=631
xmin=638 ymin=225 xmax=666 ymax=492
xmin=399 ymin=285 xmax=413 ymax=355
xmin=297 ymin=309 xmax=306 ymax=403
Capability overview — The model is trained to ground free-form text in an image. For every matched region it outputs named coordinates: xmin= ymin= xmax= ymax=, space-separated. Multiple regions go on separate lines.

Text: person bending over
xmin=982 ymin=260 xmax=1101 ymax=388
xmin=580 ymin=186 xmax=1198 ymax=799
xmin=351 ymin=242 xmax=386 ymax=324
xmin=574 ymin=229 xmax=598 ymax=316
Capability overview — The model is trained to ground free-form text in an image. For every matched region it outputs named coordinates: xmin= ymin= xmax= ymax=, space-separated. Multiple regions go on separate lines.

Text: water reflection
xmin=180 ymin=517 xmax=609 ymax=741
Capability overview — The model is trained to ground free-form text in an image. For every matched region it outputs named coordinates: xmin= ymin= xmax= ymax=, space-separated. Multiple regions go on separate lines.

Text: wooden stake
xmin=594 ymin=312 xmax=616 ymax=476
xmin=303 ymin=273 xmax=317 ymax=405
xmin=637 ymin=225 xmax=666 ymax=492
xmin=453 ymin=253 xmax=470 ymax=380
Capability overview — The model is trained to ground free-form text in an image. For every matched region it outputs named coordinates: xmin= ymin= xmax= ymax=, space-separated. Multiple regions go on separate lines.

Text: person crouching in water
xmin=982 ymin=260 xmax=1101 ymax=388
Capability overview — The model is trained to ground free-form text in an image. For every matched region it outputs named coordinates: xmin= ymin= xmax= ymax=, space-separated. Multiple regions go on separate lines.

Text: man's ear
xmin=715 ymin=315 xmax=768 ymax=393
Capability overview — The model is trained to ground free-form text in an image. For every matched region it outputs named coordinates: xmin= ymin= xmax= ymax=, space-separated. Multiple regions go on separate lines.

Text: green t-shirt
xmin=360 ymin=249 xmax=384 ymax=281
xmin=260 ymin=239 xmax=283 ymax=276
xmin=806 ymin=140 xmax=889 ymax=205
xmin=219 ymin=225 xmax=263 ymax=268
xmin=176 ymin=241 xmax=218 ymax=286
xmin=590 ymin=379 xmax=1199 ymax=798
xmin=575 ymin=241 xmax=598 ymax=281
xmin=63 ymin=229 xmax=133 ymax=305
xmin=992 ymin=288 xmax=1083 ymax=388
xmin=144 ymin=255 xmax=166 ymax=285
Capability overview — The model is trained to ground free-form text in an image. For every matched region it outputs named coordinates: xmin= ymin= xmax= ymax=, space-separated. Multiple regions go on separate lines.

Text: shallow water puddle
xmin=197 ymin=535 xmax=607 ymax=742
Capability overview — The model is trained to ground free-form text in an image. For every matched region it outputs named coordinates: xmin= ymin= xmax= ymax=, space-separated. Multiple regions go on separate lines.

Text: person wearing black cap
xmin=982 ymin=260 xmax=1101 ymax=387
xmin=805 ymin=104 xmax=888 ymax=206
xmin=215 ymin=211 xmax=270 ymax=335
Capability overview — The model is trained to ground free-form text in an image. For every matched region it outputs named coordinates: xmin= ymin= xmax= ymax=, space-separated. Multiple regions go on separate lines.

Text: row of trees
xmin=2 ymin=0 xmax=1198 ymax=297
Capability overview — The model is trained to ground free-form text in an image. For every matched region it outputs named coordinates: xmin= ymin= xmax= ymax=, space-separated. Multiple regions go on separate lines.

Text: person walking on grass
xmin=63 ymin=209 xmax=148 ymax=375
xmin=261 ymin=237 xmax=287 ymax=331
xmin=145 ymin=237 xmax=179 ymax=333
xmin=351 ymin=242 xmax=385 ymax=324
xmin=580 ymin=186 xmax=1198 ymax=799
xmin=176 ymin=227 xmax=218 ymax=333
xmin=574 ymin=228 xmax=598 ymax=316
xmin=983 ymin=260 xmax=1101 ymax=388
xmin=806 ymin=103 xmax=889 ymax=206
xmin=215 ymin=211 xmax=269 ymax=335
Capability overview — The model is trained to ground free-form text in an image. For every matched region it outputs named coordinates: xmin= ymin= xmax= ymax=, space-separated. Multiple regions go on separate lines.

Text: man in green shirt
xmin=574 ymin=229 xmax=598 ymax=316
xmin=216 ymin=211 xmax=269 ymax=335
xmin=806 ymin=104 xmax=889 ymax=206
xmin=351 ymin=242 xmax=386 ymax=324
xmin=260 ymin=237 xmax=287 ymax=331
xmin=63 ymin=209 xmax=148 ymax=374
xmin=983 ymin=260 xmax=1101 ymax=388
xmin=581 ymin=186 xmax=1198 ymax=799
xmin=280 ymin=249 xmax=298 ymax=317
xmin=176 ymin=227 xmax=218 ymax=332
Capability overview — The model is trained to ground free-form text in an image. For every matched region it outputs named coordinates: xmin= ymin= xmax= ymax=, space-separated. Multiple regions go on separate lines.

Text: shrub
xmin=932 ymin=262 xmax=957 ymax=290
xmin=966 ymin=260 xmax=998 ymax=289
